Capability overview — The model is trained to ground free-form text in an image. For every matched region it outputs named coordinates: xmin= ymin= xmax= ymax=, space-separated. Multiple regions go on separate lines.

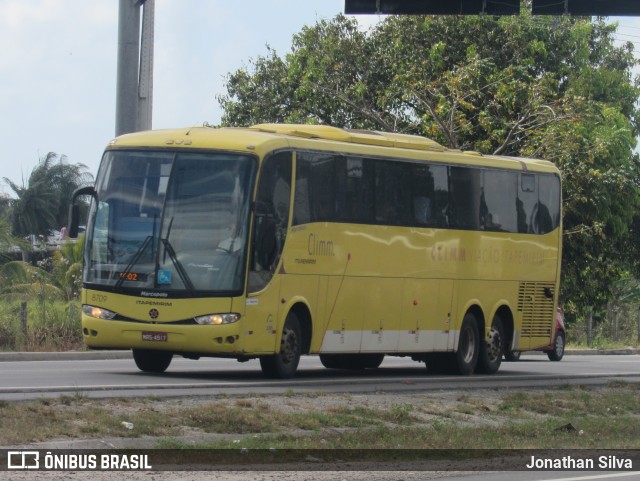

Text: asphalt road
xmin=1 ymin=352 xmax=639 ymax=481
xmin=0 ymin=351 xmax=638 ymax=401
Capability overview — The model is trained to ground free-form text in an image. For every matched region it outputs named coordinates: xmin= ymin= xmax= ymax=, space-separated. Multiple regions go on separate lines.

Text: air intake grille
xmin=518 ymin=282 xmax=555 ymax=337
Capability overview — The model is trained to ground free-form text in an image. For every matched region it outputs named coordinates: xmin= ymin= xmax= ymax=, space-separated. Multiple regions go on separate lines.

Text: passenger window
xmin=449 ymin=167 xmax=482 ymax=230
xmin=412 ymin=163 xmax=448 ymax=227
xmin=518 ymin=173 xmax=538 ymax=233
xmin=335 ymin=156 xmax=374 ymax=223
xmin=293 ymin=152 xmax=335 ymax=224
xmin=374 ymin=160 xmax=412 ymax=225
xmin=537 ymin=175 xmax=561 ymax=234
xmin=482 ymin=170 xmax=517 ymax=233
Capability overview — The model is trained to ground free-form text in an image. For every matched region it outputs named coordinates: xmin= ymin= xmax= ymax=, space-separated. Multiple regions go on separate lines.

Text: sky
xmin=0 ymin=0 xmax=639 ymax=197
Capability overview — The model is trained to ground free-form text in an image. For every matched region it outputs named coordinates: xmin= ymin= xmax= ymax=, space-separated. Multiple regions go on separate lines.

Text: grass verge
xmin=1 ymin=382 xmax=639 ymax=450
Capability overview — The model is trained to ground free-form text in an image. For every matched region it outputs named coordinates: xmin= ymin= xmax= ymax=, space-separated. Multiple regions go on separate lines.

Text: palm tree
xmin=52 ymin=234 xmax=85 ymax=301
xmin=0 ymin=216 xmax=25 ymax=262
xmin=0 ymin=260 xmax=64 ymax=302
xmin=3 ymin=152 xmax=93 ymax=238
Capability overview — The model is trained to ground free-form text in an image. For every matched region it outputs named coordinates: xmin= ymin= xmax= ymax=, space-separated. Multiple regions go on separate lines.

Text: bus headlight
xmin=83 ymin=305 xmax=117 ymax=320
xmin=194 ymin=313 xmax=240 ymax=325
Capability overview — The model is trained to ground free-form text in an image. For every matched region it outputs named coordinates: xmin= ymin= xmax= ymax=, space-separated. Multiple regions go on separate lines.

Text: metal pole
xmin=138 ymin=0 xmax=154 ymax=131
xmin=21 ymin=301 xmax=27 ymax=337
xmin=116 ymin=0 xmax=142 ymax=136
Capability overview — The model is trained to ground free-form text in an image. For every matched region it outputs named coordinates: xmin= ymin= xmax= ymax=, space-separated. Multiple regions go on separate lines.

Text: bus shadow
xmin=122 ymin=362 xmax=543 ymax=382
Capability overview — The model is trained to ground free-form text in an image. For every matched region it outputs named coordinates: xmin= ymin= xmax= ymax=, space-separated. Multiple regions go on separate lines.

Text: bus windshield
xmin=84 ymin=150 xmax=256 ymax=295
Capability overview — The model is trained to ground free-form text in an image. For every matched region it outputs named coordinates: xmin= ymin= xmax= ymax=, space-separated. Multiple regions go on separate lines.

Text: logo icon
xmin=8 ymin=451 xmax=39 ymax=469
xmin=149 ymin=308 xmax=159 ymax=320
xmin=157 ymin=270 xmax=172 ymax=285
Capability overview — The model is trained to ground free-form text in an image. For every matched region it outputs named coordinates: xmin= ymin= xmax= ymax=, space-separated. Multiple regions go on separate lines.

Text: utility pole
xmin=115 ymin=0 xmax=154 ymax=136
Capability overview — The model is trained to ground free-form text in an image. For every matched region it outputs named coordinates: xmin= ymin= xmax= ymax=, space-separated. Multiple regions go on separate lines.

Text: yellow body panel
xmin=83 ymin=124 xmax=561 ymax=357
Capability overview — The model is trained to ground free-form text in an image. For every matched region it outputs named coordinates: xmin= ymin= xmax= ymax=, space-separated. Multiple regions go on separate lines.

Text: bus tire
xmin=260 ymin=311 xmax=302 ymax=379
xmin=547 ymin=331 xmax=565 ymax=361
xmin=450 ymin=313 xmax=479 ymax=375
xmin=476 ymin=315 xmax=503 ymax=374
xmin=320 ymin=353 xmax=384 ymax=370
xmin=132 ymin=349 xmax=173 ymax=373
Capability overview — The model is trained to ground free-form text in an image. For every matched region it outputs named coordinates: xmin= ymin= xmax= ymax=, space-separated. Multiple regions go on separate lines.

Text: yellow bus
xmin=69 ymin=123 xmax=562 ymax=378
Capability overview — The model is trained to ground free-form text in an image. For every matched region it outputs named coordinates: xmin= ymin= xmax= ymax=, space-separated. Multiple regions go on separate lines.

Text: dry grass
xmin=1 ymin=382 xmax=639 ymax=450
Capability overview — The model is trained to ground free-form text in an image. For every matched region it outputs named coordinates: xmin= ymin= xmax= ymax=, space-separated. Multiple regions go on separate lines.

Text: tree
xmin=0 ymin=260 xmax=63 ymax=302
xmin=216 ymin=7 xmax=640 ymax=313
xmin=4 ymin=152 xmax=93 ymax=238
xmin=51 ymin=235 xmax=85 ymax=301
xmin=0 ymin=217 xmax=24 ymax=262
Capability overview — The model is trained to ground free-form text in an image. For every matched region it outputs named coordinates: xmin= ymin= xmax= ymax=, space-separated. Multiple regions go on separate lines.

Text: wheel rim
xmin=280 ymin=326 xmax=299 ymax=365
xmin=486 ymin=326 xmax=502 ymax=363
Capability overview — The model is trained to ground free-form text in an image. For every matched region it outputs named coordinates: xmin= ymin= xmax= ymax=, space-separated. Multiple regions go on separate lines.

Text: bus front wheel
xmin=260 ymin=312 xmax=302 ymax=379
xmin=132 ymin=349 xmax=173 ymax=373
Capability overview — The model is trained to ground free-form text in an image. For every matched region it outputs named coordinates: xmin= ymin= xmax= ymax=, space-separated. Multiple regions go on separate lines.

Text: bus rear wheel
xmin=132 ymin=349 xmax=173 ymax=373
xmin=476 ymin=315 xmax=504 ymax=374
xmin=260 ymin=312 xmax=302 ymax=379
xmin=450 ymin=313 xmax=479 ymax=375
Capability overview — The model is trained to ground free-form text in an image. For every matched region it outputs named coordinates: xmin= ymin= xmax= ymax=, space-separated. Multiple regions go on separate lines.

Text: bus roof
xmin=108 ymin=124 xmax=559 ymax=174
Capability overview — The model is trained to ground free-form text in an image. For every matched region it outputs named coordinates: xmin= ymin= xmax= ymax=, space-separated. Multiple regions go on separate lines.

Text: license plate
xmin=142 ymin=331 xmax=168 ymax=342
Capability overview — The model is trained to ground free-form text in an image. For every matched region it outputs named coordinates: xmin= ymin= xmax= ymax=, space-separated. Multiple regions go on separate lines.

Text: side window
xmin=482 ymin=170 xmax=518 ymax=233
xmin=449 ymin=167 xmax=482 ymax=230
xmin=537 ymin=174 xmax=561 ymax=234
xmin=293 ymin=153 xmax=311 ymax=225
xmin=293 ymin=152 xmax=335 ymax=224
xmin=412 ymin=163 xmax=448 ymax=227
xmin=294 ymin=153 xmax=376 ymax=225
xmin=518 ymin=173 xmax=537 ymax=233
xmin=335 ymin=156 xmax=374 ymax=223
xmin=249 ymin=152 xmax=292 ymax=292
xmin=374 ymin=160 xmax=412 ymax=225
xmin=411 ymin=165 xmax=432 ymax=226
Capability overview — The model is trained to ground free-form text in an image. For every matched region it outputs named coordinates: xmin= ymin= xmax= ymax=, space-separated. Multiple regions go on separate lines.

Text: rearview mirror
xmin=68 ymin=186 xmax=96 ymax=239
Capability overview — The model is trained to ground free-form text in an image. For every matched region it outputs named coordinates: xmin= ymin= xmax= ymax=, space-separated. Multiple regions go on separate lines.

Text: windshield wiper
xmin=115 ymin=235 xmax=153 ymax=289
xmin=159 ymin=237 xmax=195 ymax=294
xmin=156 ymin=214 xmax=195 ymax=293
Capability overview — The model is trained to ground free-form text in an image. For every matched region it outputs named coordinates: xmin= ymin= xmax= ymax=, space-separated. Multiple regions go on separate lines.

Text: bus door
xmin=242 ymin=152 xmax=292 ymax=354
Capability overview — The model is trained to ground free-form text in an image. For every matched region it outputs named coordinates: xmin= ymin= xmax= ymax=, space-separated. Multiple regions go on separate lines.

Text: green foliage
xmin=0 ymin=261 xmax=63 ymax=302
xmin=50 ymin=235 xmax=85 ymax=301
xmin=0 ymin=298 xmax=82 ymax=351
xmin=217 ymin=10 xmax=640 ymax=313
xmin=3 ymin=152 xmax=93 ymax=237
xmin=0 ymin=217 xmax=24 ymax=262
xmin=0 ymin=237 xmax=84 ymax=351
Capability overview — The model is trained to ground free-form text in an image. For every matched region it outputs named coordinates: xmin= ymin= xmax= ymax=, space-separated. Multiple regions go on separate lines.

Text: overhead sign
xmin=345 ymin=0 xmax=640 ymax=16
xmin=532 ymin=0 xmax=640 ymax=16
xmin=345 ymin=0 xmax=520 ymax=15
